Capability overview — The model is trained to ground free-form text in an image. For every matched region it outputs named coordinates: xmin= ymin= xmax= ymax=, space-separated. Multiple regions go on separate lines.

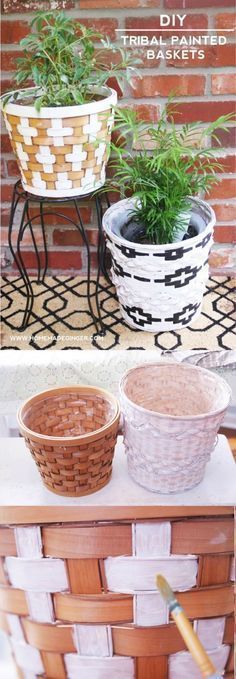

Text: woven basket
xmin=0 ymin=510 xmax=233 ymax=678
xmin=17 ymin=386 xmax=120 ymax=497
xmin=1 ymin=86 xmax=117 ymax=198
xmin=103 ymin=196 xmax=215 ymax=332
xmin=120 ymin=363 xmax=231 ymax=493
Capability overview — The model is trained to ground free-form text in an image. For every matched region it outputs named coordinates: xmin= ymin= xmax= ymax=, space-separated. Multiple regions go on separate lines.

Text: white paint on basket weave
xmin=32 ymin=172 xmax=46 ymax=190
xmin=7 ymin=613 xmax=25 ymax=641
xmin=10 ymin=638 xmax=44 ymax=674
xmin=134 ymin=592 xmax=168 ymax=626
xmin=15 ymin=142 xmax=29 ymax=167
xmin=104 ymin=556 xmax=198 ymax=593
xmin=169 ymin=644 xmax=230 ymax=679
xmin=133 ymin=521 xmax=171 ymax=556
xmin=83 ymin=113 xmax=102 ymax=141
xmin=64 ymin=654 xmax=134 ymax=679
xmin=74 ymin=625 xmax=113 ymax=657
xmin=26 ymin=591 xmax=54 ymax=623
xmin=193 ymin=618 xmax=225 ymax=650
xmin=47 ymin=126 xmax=73 ymax=137
xmin=14 ymin=527 xmax=42 ymax=558
xmin=65 ymin=145 xmax=87 ymax=163
xmin=5 ymin=557 xmax=68 ymax=592
xmin=56 ymin=178 xmax=73 ymax=190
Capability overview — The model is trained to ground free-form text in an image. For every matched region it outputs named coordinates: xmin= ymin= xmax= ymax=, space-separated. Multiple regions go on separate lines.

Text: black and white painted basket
xmin=103 ymin=197 xmax=215 ymax=332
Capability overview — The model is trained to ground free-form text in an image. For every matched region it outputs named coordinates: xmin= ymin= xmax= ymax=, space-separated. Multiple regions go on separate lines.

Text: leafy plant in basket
xmin=1 ymin=10 xmax=140 ymax=198
xmin=105 ymin=104 xmax=234 ymax=245
xmin=102 ymin=103 xmax=235 ymax=332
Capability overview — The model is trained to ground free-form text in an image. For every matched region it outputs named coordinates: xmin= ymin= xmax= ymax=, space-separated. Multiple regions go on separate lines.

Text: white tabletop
xmin=0 ymin=436 xmax=235 ymax=521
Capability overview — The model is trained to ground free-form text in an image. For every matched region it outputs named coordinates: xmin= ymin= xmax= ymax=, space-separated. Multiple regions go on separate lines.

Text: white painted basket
xmin=1 ymin=86 xmax=117 ymax=198
xmin=120 ymin=363 xmax=231 ymax=493
xmin=103 ymin=197 xmax=215 ymax=332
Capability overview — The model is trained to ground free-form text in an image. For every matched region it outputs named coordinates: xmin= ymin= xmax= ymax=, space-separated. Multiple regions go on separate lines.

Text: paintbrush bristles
xmin=156 ymin=574 xmax=175 ymax=606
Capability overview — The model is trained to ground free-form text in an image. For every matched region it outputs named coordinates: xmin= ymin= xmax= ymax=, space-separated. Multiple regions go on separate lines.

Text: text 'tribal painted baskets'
xmin=102 ymin=197 xmax=215 ymax=332
xmin=0 ymin=511 xmax=234 ymax=678
xmin=1 ymin=86 xmax=117 ymax=198
xmin=17 ymin=385 xmax=120 ymax=496
xmin=120 ymin=363 xmax=231 ymax=493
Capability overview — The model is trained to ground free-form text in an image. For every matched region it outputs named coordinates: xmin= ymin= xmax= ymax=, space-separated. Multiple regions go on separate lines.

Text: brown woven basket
xmin=0 ymin=509 xmax=233 ymax=678
xmin=17 ymin=386 xmax=120 ymax=497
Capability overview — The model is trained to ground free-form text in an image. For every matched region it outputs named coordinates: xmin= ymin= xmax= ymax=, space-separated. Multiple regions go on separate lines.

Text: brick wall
xmin=1 ymin=0 xmax=236 ymax=276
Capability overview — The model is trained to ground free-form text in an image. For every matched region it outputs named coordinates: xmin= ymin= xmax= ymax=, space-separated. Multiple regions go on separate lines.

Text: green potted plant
xmin=103 ymin=106 xmax=234 ymax=331
xmin=1 ymin=10 xmax=139 ymax=198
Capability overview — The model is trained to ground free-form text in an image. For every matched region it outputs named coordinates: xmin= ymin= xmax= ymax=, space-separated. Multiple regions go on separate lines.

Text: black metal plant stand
xmin=8 ymin=180 xmax=111 ymax=333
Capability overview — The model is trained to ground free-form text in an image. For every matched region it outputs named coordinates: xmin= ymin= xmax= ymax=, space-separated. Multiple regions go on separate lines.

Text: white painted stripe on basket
xmin=14 ymin=527 xmax=42 ymax=558
xmin=72 ymin=162 xmax=82 ymax=171
xmin=169 ymin=645 xmax=230 ymax=678
xmin=194 ymin=618 xmax=225 ymax=650
xmin=57 ymin=172 xmax=69 ymax=181
xmin=133 ymin=522 xmax=171 ymax=557
xmin=39 ymin=145 xmax=53 ymax=156
xmin=43 ymin=164 xmax=54 ymax=173
xmin=74 ymin=625 xmax=113 ymax=657
xmin=95 ymin=142 xmax=106 ymax=163
xmin=83 ymin=114 xmax=102 ymax=141
xmin=65 ymin=145 xmax=87 ymax=162
xmin=64 ymin=654 xmax=134 ymax=679
xmin=51 ymin=136 xmax=64 ymax=146
xmin=17 ymin=124 xmax=38 ymax=137
xmin=15 ymin=142 xmax=29 ymax=162
xmin=5 ymin=557 xmax=68 ymax=592
xmin=26 ymin=591 xmax=54 ymax=623
xmin=104 ymin=556 xmax=198 ymax=593
xmin=134 ymin=593 xmax=168 ymax=626
xmin=10 ymin=639 xmax=44 ymax=673
xmin=55 ymin=179 xmax=73 ymax=190
xmin=51 ymin=118 xmax=63 ymax=129
xmin=7 ymin=613 xmax=25 ymax=641
xmin=47 ymin=127 xmax=73 ymax=137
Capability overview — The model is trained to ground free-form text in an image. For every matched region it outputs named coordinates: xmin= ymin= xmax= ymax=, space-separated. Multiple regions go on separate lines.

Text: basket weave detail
xmin=0 ymin=514 xmax=234 ymax=678
xmin=120 ymin=363 xmax=231 ymax=493
xmin=17 ymin=387 xmax=120 ymax=496
xmin=1 ymin=88 xmax=117 ymax=197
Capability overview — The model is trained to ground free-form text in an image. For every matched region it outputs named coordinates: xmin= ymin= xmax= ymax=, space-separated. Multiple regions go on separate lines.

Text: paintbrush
xmin=156 ymin=575 xmax=222 ymax=678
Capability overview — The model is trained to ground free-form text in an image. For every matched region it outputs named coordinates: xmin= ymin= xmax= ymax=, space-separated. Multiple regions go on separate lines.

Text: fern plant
xmin=106 ymin=105 xmax=234 ymax=244
xmin=4 ymin=10 xmax=140 ymax=110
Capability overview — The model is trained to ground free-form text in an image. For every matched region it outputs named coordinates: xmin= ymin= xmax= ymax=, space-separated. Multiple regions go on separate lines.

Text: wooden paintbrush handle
xmin=171 ymin=610 xmax=217 ymax=677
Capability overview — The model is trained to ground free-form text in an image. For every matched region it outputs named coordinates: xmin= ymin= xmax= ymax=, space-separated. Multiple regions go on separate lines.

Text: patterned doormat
xmin=1 ymin=275 xmax=235 ymax=351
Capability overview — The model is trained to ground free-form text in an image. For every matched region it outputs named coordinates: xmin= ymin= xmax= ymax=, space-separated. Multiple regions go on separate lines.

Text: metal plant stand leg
xmin=73 ymin=199 xmax=102 ymax=333
xmin=16 ymin=201 xmax=35 ymax=330
xmin=6 ymin=180 xmax=109 ymax=333
xmin=39 ymin=201 xmax=48 ymax=284
xmin=23 ymin=202 xmax=42 ymax=284
xmin=95 ymin=193 xmax=112 ymax=285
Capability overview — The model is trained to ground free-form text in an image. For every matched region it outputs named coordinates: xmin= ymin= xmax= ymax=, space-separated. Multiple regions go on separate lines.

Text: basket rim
xmin=0 ymin=85 xmax=117 ymax=118
xmin=17 ymin=384 xmax=120 ymax=444
xmin=103 ymin=196 xmax=215 ymax=252
xmin=119 ymin=361 xmax=232 ymax=421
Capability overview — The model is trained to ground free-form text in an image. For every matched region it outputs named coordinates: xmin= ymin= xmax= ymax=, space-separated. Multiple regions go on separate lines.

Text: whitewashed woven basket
xmin=120 ymin=363 xmax=231 ymax=493
xmin=103 ymin=196 xmax=215 ymax=332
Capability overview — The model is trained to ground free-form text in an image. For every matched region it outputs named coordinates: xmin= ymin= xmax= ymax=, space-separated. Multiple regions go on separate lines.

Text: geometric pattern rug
xmin=1 ymin=274 xmax=235 ymax=351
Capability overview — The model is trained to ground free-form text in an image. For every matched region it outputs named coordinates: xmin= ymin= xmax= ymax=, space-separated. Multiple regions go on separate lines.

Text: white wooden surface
xmin=0 ymin=435 xmax=235 ymax=507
